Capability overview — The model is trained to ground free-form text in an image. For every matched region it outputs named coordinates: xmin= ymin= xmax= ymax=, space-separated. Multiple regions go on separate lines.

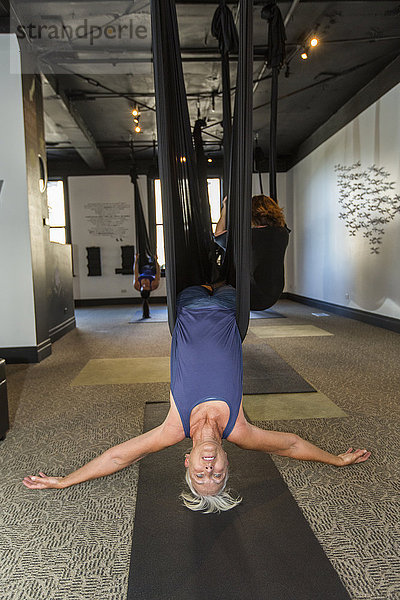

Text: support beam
xmin=42 ymin=75 xmax=105 ymax=170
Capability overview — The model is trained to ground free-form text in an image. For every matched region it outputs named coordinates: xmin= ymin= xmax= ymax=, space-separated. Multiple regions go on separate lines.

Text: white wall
xmin=286 ymin=83 xmax=400 ymax=319
xmin=69 ymin=174 xmax=166 ymax=300
xmin=0 ymin=35 xmax=37 ymax=347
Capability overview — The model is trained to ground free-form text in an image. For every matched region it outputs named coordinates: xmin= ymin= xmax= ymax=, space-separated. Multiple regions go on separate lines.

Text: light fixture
xmin=180 ymin=156 xmax=186 ymax=163
xmin=301 ymin=50 xmax=308 ymax=60
xmin=310 ymin=37 xmax=319 ymax=47
xmin=135 ymin=125 xmax=141 ymax=133
xmin=207 ymin=158 xmax=213 ymax=163
xmin=132 ymin=107 xmax=140 ymax=117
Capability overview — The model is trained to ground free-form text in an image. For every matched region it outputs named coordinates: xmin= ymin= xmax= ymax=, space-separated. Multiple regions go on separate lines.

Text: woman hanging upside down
xmin=134 ymin=253 xmax=161 ymax=295
xmin=23 ymin=285 xmax=371 ymax=513
xmin=134 ymin=253 xmax=161 ymax=318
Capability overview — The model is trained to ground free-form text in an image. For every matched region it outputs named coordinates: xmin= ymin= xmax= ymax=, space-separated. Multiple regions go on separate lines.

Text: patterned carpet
xmin=1 ymin=301 xmax=400 ymax=600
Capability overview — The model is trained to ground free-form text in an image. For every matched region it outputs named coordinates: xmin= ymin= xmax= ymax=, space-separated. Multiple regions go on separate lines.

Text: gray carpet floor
xmin=1 ymin=300 xmax=400 ymax=600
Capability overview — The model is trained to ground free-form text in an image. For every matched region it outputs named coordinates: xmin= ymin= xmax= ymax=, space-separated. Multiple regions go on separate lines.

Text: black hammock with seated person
xmin=215 ymin=194 xmax=290 ymax=310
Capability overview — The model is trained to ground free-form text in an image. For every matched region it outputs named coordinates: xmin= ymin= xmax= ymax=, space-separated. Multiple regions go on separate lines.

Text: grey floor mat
xmin=243 ymin=343 xmax=315 ymax=394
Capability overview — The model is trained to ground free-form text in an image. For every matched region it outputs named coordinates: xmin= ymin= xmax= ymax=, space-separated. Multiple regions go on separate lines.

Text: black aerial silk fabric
xmin=211 ymin=2 xmax=238 ymax=199
xmin=250 ymin=226 xmax=289 ymax=310
xmin=221 ymin=0 xmax=253 ymax=338
xmin=261 ymin=1 xmax=286 ymax=202
xmin=130 ymin=166 xmax=156 ymax=274
xmin=151 ymin=0 xmax=217 ymax=335
xmin=151 ymin=0 xmax=253 ymax=340
xmin=214 ymin=226 xmax=290 ymax=311
xmin=192 ymin=118 xmax=217 ymax=276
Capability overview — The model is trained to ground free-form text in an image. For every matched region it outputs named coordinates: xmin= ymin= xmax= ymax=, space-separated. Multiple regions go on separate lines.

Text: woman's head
xmin=251 ymin=194 xmax=285 ymax=227
xmin=181 ymin=441 xmax=242 ymax=513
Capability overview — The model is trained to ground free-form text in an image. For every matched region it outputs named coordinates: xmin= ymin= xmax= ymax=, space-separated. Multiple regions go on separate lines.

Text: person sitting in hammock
xmin=23 ymin=284 xmax=370 ymax=513
xmin=215 ymin=194 xmax=290 ymax=310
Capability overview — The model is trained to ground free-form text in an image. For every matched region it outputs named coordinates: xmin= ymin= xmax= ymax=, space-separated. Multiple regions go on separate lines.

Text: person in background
xmin=214 ymin=194 xmax=290 ymax=310
xmin=134 ymin=254 xmax=161 ymax=318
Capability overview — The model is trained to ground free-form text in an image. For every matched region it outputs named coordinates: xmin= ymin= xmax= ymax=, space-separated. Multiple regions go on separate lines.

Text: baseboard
xmin=49 ymin=316 xmax=76 ymax=343
xmin=283 ymin=293 xmax=400 ymax=333
xmin=0 ymin=338 xmax=52 ymax=364
xmin=75 ymin=296 xmax=167 ymax=307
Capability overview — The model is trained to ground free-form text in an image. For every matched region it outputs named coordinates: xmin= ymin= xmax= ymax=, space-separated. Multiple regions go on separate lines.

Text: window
xmin=207 ymin=178 xmax=221 ymax=232
xmin=154 ymin=178 xmax=221 ymax=266
xmin=154 ymin=179 xmax=165 ymax=267
xmin=47 ymin=180 xmax=66 ymax=244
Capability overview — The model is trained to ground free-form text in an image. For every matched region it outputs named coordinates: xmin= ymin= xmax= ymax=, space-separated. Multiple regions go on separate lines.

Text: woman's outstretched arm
xmin=23 ymin=420 xmax=184 ymax=490
xmin=230 ymin=422 xmax=370 ymax=466
xmin=151 ymin=260 xmax=161 ymax=290
xmin=133 ymin=253 xmax=141 ymax=291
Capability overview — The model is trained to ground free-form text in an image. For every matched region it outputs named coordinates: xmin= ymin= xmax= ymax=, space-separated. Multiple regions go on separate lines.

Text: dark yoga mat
xmin=243 ymin=343 xmax=315 ymax=394
xmin=127 ymin=403 xmax=350 ymax=600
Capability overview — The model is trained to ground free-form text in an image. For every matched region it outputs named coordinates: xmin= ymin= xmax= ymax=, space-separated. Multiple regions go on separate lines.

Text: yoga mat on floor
xmin=127 ymin=403 xmax=350 ymax=600
xmin=129 ymin=306 xmax=284 ymax=323
xmin=243 ymin=343 xmax=315 ymax=394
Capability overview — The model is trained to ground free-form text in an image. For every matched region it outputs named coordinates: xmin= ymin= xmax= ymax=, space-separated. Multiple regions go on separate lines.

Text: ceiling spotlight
xmin=310 ymin=37 xmax=319 ymax=47
xmin=135 ymin=125 xmax=141 ymax=133
xmin=132 ymin=107 xmax=140 ymax=117
xmin=207 ymin=158 xmax=213 ymax=163
xmin=180 ymin=156 xmax=186 ymax=163
xmin=301 ymin=51 xmax=308 ymax=60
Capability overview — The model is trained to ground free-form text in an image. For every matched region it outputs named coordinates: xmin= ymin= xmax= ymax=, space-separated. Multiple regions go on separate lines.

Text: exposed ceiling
xmin=2 ymin=1 xmax=400 ymax=174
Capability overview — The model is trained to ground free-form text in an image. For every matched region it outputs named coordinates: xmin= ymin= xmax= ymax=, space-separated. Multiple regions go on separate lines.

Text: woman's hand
xmin=23 ymin=472 xmax=65 ymax=490
xmin=336 ymin=447 xmax=371 ymax=466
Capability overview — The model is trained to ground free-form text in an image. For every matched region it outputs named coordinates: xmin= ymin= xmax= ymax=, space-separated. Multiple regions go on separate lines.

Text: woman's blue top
xmin=138 ymin=264 xmax=156 ymax=283
xmin=170 ymin=304 xmax=243 ymax=439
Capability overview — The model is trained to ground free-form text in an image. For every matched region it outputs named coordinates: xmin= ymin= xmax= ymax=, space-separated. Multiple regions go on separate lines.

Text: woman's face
xmin=185 ymin=441 xmax=228 ymax=496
